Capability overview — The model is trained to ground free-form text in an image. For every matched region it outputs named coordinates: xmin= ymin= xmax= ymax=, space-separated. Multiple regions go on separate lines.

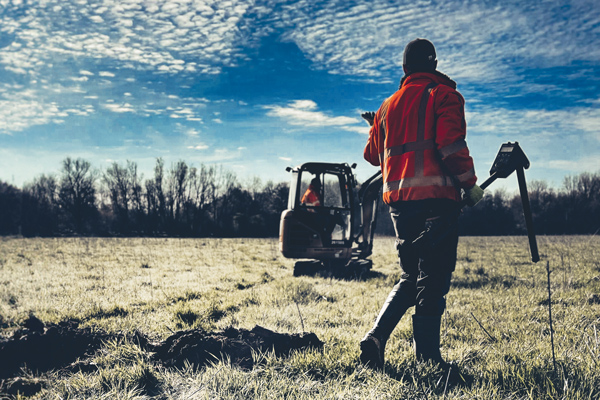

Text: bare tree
xmin=0 ymin=181 xmax=22 ymax=235
xmin=26 ymin=174 xmax=58 ymax=207
xmin=169 ymin=160 xmax=189 ymax=222
xmin=144 ymin=158 xmax=168 ymax=233
xmin=58 ymin=157 xmax=97 ymax=234
xmin=103 ymin=160 xmax=143 ymax=233
xmin=21 ymin=174 xmax=60 ymax=235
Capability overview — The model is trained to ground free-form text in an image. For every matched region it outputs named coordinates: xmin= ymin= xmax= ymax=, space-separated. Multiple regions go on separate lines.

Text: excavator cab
xmin=279 ymin=162 xmax=383 ymax=276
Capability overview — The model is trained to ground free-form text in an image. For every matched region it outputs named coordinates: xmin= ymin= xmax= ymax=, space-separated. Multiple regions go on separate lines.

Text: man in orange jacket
xmin=360 ymin=38 xmax=483 ymax=370
xmin=301 ymin=177 xmax=322 ymax=207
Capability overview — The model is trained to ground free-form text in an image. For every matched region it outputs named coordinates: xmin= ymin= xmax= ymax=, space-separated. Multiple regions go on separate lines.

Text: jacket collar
xmin=399 ymin=71 xmax=457 ymax=90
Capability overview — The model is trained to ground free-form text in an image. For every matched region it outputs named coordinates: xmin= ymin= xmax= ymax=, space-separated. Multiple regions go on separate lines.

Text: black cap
xmin=403 ymin=38 xmax=437 ymax=73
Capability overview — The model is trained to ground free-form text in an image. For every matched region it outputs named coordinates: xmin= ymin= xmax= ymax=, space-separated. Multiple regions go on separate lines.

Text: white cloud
xmin=466 ymin=106 xmax=600 ymax=139
xmin=264 ymin=99 xmax=360 ymax=128
xmin=547 ymin=156 xmax=600 ymax=172
xmin=463 ymin=104 xmax=600 ymax=180
xmin=104 ymin=102 xmax=135 ymax=113
xmin=279 ymin=156 xmax=292 ymax=161
xmin=0 ymin=86 xmax=93 ymax=133
xmin=342 ymin=125 xmax=370 ymax=135
xmin=573 ymin=109 xmax=600 ymax=138
xmin=273 ymin=0 xmax=600 ymax=85
xmin=5 ymin=66 xmax=27 ymax=74
xmin=289 ymin=100 xmax=317 ymax=110
xmin=184 ymin=128 xmax=201 ymax=136
xmin=0 ymin=0 xmax=261 ymax=79
xmin=187 ymin=144 xmax=209 ymax=150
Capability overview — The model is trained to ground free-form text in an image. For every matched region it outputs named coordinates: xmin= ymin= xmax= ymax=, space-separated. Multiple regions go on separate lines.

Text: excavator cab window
xmin=293 ymin=166 xmax=353 ymax=244
xmin=287 ymin=171 xmax=298 ymax=210
xmin=299 ymin=174 xmax=319 ymax=207
xmin=297 ymin=171 xmax=349 ymax=210
xmin=323 ymin=174 xmax=343 ymax=208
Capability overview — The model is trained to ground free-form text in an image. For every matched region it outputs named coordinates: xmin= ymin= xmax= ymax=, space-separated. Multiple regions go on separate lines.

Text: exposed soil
xmin=0 ymin=315 xmax=324 ymax=396
xmin=152 ymin=325 xmax=324 ymax=370
xmin=0 ymin=316 xmax=137 ymax=380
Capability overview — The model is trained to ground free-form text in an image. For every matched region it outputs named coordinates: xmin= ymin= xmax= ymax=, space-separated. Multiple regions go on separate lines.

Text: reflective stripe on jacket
xmin=364 ymin=71 xmax=476 ymax=204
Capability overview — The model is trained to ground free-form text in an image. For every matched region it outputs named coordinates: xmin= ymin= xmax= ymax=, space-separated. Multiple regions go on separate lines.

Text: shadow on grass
xmin=293 ymin=260 xmax=387 ymax=281
xmin=451 ymin=274 xmax=518 ymax=289
xmin=317 ymin=269 xmax=387 ymax=282
xmin=383 ymin=360 xmax=475 ymax=395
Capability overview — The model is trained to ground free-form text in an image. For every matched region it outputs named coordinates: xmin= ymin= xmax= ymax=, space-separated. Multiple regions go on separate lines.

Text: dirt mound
xmin=152 ymin=325 xmax=324 ymax=370
xmin=0 ymin=316 xmax=323 ymax=395
xmin=0 ymin=316 xmax=142 ymax=381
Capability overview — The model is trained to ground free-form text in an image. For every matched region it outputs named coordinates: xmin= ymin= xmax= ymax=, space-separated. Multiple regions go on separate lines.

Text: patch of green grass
xmin=168 ymin=289 xmax=202 ymax=303
xmin=88 ymin=305 xmax=129 ymax=320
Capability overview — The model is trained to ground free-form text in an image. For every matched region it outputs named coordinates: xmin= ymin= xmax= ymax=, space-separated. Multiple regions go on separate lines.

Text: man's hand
xmin=463 ymin=184 xmax=484 ymax=207
xmin=361 ymin=111 xmax=375 ymax=127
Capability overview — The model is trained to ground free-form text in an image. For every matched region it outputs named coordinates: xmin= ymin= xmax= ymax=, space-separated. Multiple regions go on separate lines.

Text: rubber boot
xmin=360 ymin=285 xmax=414 ymax=370
xmin=412 ymin=314 xmax=448 ymax=367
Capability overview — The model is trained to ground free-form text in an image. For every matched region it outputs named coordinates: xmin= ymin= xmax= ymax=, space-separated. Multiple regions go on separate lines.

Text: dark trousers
xmin=389 ymin=199 xmax=459 ymax=316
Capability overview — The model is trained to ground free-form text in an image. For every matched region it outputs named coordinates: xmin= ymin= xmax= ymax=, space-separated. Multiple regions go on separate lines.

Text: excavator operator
xmin=302 ymin=176 xmax=322 ymax=207
xmin=360 ymin=38 xmax=484 ymax=371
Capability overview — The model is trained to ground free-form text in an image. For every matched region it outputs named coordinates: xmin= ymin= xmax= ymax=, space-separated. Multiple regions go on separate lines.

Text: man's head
xmin=310 ymin=177 xmax=321 ymax=188
xmin=403 ymin=38 xmax=437 ymax=75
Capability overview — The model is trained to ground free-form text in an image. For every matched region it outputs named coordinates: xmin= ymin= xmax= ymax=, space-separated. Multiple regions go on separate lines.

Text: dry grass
xmin=1 ymin=235 xmax=599 ymax=399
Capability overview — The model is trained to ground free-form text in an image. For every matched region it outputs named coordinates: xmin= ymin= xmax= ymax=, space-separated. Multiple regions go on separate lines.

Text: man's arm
xmin=363 ymin=108 xmax=383 ymax=167
xmin=363 ymin=124 xmax=381 ymax=167
xmin=434 ymin=89 xmax=476 ymax=189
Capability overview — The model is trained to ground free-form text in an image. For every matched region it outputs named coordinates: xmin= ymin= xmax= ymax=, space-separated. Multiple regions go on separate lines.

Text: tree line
xmin=0 ymin=157 xmax=598 ymax=237
xmin=365 ymin=172 xmax=600 ymax=237
xmin=0 ymin=157 xmax=288 ymax=237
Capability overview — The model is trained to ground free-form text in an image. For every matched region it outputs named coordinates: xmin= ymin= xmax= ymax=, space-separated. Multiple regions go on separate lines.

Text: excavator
xmin=279 ymin=142 xmax=539 ymax=276
xmin=279 ymin=162 xmax=383 ymax=276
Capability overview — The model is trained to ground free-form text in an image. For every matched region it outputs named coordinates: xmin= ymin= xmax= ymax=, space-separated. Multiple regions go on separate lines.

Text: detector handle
xmin=516 ymin=167 xmax=540 ymax=262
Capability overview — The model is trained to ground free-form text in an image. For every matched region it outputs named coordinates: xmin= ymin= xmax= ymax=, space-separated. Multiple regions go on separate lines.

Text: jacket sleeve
xmin=363 ymin=119 xmax=381 ymax=166
xmin=434 ymin=89 xmax=477 ymax=189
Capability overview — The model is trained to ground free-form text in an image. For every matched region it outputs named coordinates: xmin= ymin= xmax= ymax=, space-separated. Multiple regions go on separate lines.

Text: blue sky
xmin=1 ymin=0 xmax=599 ymax=193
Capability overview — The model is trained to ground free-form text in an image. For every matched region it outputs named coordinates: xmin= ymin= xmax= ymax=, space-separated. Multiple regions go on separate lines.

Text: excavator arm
xmin=353 ymin=170 xmax=383 ymax=259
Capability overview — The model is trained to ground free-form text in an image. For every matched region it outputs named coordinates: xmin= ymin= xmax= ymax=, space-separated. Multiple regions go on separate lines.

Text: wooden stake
xmin=546 ymin=261 xmax=557 ymax=371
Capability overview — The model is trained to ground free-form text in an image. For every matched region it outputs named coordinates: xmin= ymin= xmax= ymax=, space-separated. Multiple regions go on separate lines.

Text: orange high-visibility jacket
xmin=301 ymin=185 xmax=321 ymax=206
xmin=364 ymin=72 xmax=477 ymax=204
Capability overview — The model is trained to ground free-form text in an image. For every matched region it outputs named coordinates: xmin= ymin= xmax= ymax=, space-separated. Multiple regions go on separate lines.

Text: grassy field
xmin=1 ymin=235 xmax=599 ymax=399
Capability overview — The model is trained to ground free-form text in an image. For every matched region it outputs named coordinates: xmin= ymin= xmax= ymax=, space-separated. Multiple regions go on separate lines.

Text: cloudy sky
xmin=1 ymin=0 xmax=599 ymax=192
